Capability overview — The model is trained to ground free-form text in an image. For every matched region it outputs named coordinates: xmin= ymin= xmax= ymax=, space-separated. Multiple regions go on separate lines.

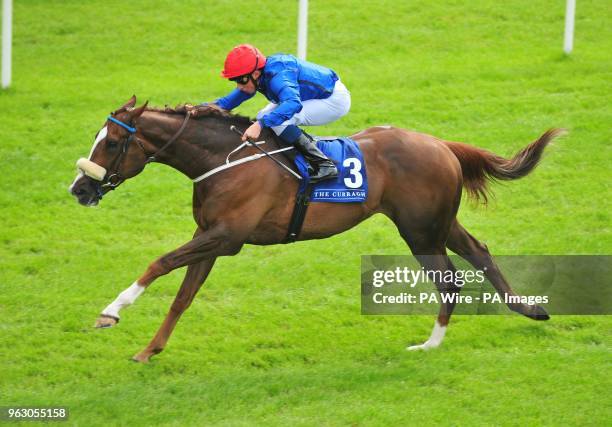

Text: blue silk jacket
xmin=214 ymin=54 xmax=339 ymax=128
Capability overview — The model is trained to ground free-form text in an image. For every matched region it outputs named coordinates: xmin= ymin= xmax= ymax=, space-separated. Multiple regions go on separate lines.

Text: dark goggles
xmin=230 ymin=74 xmax=251 ymax=85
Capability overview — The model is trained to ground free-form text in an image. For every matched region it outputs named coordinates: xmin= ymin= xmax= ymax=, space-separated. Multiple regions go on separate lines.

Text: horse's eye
xmin=107 ymin=140 xmax=119 ymax=149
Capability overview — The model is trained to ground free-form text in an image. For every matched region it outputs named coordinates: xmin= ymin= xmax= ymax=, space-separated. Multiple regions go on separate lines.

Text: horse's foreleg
xmin=137 ymin=225 xmax=240 ymax=287
xmin=94 ymin=225 xmax=240 ymax=328
xmin=131 ymin=257 xmax=216 ymax=363
xmin=94 ymin=281 xmax=145 ymax=328
xmin=446 ymin=220 xmax=549 ymax=320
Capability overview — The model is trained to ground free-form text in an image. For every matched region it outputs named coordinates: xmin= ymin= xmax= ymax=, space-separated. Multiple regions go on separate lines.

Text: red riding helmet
xmin=221 ymin=44 xmax=267 ymax=79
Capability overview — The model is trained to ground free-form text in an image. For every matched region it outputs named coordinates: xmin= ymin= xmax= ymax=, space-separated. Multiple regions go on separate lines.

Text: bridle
xmin=88 ymin=111 xmax=191 ymax=197
xmin=98 ymin=115 xmax=138 ymax=191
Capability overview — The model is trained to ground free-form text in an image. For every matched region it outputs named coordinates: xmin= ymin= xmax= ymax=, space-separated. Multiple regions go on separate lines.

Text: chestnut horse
xmin=70 ymin=96 xmax=562 ymax=362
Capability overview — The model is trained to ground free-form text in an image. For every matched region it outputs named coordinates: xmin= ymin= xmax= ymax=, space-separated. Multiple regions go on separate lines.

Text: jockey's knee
xmin=278 ymin=125 xmax=303 ymax=144
xmin=271 ymin=117 xmax=301 ymax=136
xmin=270 ymin=125 xmax=285 ymax=136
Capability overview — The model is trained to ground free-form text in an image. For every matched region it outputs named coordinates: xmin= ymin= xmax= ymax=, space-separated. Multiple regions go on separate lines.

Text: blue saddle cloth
xmin=295 ymin=137 xmax=368 ymax=203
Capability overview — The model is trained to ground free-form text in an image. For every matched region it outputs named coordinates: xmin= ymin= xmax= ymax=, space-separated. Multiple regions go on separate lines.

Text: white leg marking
xmin=407 ymin=320 xmax=447 ymax=351
xmin=101 ymin=281 xmax=145 ymax=319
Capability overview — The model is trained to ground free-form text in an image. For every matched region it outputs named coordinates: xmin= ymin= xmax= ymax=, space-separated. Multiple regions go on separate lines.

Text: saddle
xmin=281 ymin=136 xmax=368 ymax=243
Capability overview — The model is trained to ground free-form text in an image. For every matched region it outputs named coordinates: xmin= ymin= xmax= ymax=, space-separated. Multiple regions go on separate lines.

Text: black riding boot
xmin=293 ymin=133 xmax=338 ymax=183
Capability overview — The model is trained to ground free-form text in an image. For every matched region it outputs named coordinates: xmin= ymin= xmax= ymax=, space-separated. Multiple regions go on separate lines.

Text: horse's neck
xmin=138 ymin=112 xmax=270 ymax=180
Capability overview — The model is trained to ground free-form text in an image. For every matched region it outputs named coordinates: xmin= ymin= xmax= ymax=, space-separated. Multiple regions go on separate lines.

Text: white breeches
xmin=257 ymin=80 xmax=351 ymax=135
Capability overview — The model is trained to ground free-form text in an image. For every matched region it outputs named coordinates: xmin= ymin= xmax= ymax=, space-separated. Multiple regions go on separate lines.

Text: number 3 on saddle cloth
xmin=284 ymin=137 xmax=368 ymax=243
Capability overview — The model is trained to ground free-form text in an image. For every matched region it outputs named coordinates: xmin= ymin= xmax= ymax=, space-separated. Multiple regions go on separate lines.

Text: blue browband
xmin=107 ymin=116 xmax=137 ymax=133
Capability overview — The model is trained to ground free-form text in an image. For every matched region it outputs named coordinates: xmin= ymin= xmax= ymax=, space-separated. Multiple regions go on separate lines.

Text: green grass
xmin=0 ymin=0 xmax=610 ymax=425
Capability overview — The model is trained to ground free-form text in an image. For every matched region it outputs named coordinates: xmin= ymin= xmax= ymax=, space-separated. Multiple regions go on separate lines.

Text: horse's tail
xmin=443 ymin=128 xmax=565 ymax=202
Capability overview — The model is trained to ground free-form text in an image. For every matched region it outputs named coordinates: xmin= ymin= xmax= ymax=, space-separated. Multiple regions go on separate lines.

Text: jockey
xmin=209 ymin=44 xmax=351 ymax=183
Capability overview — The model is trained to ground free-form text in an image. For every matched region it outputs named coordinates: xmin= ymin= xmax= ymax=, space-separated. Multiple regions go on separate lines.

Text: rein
xmin=79 ymin=111 xmax=301 ymax=197
xmin=192 ymin=126 xmax=302 ymax=182
xmin=143 ymin=112 xmax=192 ymax=164
xmin=193 ymin=146 xmax=296 ymax=183
xmin=104 ymin=112 xmax=191 ymax=187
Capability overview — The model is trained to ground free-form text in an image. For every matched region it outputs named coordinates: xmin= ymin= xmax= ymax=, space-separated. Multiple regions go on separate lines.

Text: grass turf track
xmin=0 ymin=0 xmax=610 ymax=425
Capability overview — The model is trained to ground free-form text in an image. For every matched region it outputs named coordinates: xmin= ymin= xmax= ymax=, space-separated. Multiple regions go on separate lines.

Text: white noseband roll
xmin=76 ymin=158 xmax=107 ymax=181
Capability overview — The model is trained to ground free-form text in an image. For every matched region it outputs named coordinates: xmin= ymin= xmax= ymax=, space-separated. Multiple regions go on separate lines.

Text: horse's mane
xmin=146 ymin=104 xmax=253 ymax=125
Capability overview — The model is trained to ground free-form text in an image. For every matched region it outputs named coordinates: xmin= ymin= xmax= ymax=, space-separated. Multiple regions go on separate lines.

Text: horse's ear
xmin=130 ymin=101 xmax=148 ymax=119
xmin=121 ymin=95 xmax=137 ymax=110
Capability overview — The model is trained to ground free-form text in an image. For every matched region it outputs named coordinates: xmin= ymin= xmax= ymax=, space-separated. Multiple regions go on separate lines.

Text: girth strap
xmin=283 ymin=184 xmax=314 ymax=243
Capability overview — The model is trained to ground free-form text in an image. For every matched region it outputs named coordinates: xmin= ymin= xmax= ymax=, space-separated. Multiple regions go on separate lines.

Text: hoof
xmin=406 ymin=341 xmax=438 ymax=351
xmin=132 ymin=347 xmax=162 ymax=363
xmin=515 ymin=304 xmax=550 ymax=321
xmin=131 ymin=352 xmax=151 ymax=364
xmin=94 ymin=314 xmax=119 ymax=328
xmin=532 ymin=305 xmax=550 ymax=321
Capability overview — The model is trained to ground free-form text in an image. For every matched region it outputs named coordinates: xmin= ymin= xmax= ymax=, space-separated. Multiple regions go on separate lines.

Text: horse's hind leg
xmin=392 ymin=220 xmax=463 ymax=350
xmin=446 ymin=220 xmax=549 ymax=320
xmin=406 ymin=249 xmax=463 ymax=350
xmin=132 ymin=257 xmax=216 ymax=363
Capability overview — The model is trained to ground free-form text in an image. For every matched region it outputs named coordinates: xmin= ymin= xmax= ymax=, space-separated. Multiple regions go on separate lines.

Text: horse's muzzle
xmin=70 ymin=175 xmax=103 ymax=206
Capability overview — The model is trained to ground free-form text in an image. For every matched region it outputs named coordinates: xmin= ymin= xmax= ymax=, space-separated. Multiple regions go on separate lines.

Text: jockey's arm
xmin=258 ymin=71 xmax=303 ymax=128
xmin=212 ymin=88 xmax=255 ymax=110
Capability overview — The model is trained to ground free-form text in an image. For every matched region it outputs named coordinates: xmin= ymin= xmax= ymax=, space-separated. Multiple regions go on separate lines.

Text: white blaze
xmin=89 ymin=126 xmax=108 ymax=159
xmin=70 ymin=126 xmax=107 ymax=192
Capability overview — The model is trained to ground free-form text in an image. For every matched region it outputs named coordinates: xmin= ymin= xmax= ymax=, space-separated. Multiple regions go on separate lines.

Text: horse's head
xmin=70 ymin=96 xmax=149 ymax=206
